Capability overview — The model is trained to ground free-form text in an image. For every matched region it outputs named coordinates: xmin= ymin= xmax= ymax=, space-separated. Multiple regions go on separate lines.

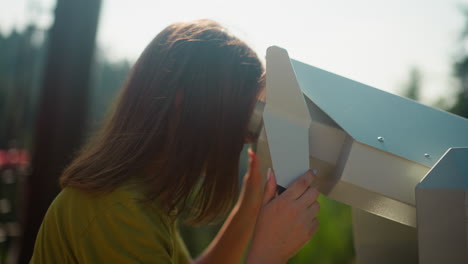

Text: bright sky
xmin=1 ymin=0 xmax=467 ymax=103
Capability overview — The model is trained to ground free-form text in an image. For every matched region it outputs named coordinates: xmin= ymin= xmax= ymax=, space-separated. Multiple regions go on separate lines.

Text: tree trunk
xmin=17 ymin=0 xmax=101 ymax=262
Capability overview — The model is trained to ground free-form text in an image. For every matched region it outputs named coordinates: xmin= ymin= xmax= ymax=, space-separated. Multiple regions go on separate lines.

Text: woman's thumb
xmin=262 ymin=168 xmax=277 ymax=205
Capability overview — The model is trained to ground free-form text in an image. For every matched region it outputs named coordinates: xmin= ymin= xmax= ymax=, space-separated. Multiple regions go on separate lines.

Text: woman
xmin=30 ymin=19 xmax=320 ymax=264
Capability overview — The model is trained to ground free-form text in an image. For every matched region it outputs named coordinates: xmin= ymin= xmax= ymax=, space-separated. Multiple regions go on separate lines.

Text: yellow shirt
xmin=30 ymin=183 xmax=191 ymax=264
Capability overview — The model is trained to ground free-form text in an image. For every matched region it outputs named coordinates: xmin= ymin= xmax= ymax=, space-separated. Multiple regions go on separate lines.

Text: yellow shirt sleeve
xmin=31 ymin=186 xmax=191 ymax=264
xmin=76 ymin=201 xmax=174 ymax=263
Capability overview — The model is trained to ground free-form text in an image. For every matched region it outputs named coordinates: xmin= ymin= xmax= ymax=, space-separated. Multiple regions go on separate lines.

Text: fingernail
xmin=312 ymin=169 xmax=318 ymax=175
xmin=267 ymin=168 xmax=271 ymax=181
xmin=248 ymin=148 xmax=254 ymax=155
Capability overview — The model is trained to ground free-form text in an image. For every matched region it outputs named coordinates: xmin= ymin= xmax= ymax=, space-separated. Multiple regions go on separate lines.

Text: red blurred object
xmin=0 ymin=149 xmax=30 ymax=167
xmin=7 ymin=149 xmax=20 ymax=166
xmin=0 ymin=150 xmax=6 ymax=167
xmin=19 ymin=150 xmax=30 ymax=166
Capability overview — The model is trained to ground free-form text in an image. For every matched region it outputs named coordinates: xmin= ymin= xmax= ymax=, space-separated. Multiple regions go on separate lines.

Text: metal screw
xmin=377 ymin=137 xmax=384 ymax=142
xmin=424 ymin=153 xmax=430 ymax=158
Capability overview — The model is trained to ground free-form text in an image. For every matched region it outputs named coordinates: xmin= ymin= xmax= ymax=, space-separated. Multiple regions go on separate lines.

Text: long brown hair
xmin=60 ymin=19 xmax=264 ymax=224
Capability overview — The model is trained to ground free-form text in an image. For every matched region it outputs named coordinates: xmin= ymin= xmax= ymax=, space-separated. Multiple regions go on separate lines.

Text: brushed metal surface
xmin=290 ymin=59 xmax=468 ymax=168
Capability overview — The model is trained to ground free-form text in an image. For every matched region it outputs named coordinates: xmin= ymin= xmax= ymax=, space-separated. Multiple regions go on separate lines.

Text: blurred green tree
xmin=402 ymin=67 xmax=422 ymax=101
xmin=449 ymin=6 xmax=468 ymax=118
xmin=0 ymin=26 xmax=46 ymax=149
xmin=87 ymin=52 xmax=131 ymax=131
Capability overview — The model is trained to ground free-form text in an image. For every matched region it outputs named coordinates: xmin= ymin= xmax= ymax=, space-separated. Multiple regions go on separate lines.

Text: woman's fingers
xmin=296 ymin=187 xmax=320 ymax=207
xmin=307 ymin=202 xmax=320 ymax=219
xmin=245 ymin=149 xmax=280 ymax=207
xmin=282 ymin=170 xmax=316 ymax=200
xmin=300 ymin=203 xmax=320 ymax=242
xmin=262 ymin=168 xmax=277 ymax=205
xmin=237 ymin=149 xmax=265 ymax=211
xmin=245 ymin=149 xmax=261 ymax=188
xmin=308 ymin=218 xmax=319 ymax=237
xmin=248 ymin=169 xmax=321 ymax=263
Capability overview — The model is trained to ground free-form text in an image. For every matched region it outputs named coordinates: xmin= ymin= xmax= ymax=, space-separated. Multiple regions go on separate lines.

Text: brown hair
xmin=60 ymin=19 xmax=264 ymax=224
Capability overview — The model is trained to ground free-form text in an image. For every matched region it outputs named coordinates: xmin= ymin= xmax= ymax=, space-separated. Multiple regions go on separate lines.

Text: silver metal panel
xmin=417 ymin=147 xmax=468 ymax=189
xmin=416 ymin=189 xmax=468 ymax=264
xmin=466 ymin=191 xmax=468 ymax=255
xmin=327 ymin=138 xmax=426 ymax=227
xmin=265 ymin=47 xmax=311 ymax=125
xmin=352 ymin=208 xmax=418 ymax=264
xmin=416 ymin=148 xmax=468 ymax=264
xmin=290 ymin=59 xmax=468 ymax=167
xmin=311 ymin=133 xmax=427 ymax=226
xmin=263 ymin=111 xmax=311 ymax=187
xmin=306 ymin=97 xmax=347 ymax=166
xmin=263 ymin=46 xmax=312 ymax=187
xmin=341 ymin=142 xmax=429 ymax=206
xmin=330 ymin=180 xmax=417 ymax=227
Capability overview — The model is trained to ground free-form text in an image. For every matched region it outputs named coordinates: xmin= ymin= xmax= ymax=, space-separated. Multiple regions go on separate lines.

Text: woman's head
xmin=60 ymin=19 xmax=264 ymax=223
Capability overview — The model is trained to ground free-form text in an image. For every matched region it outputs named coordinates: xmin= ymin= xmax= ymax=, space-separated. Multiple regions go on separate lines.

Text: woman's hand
xmin=246 ymin=169 xmax=320 ymax=264
xmin=236 ymin=149 xmax=267 ymax=215
xmin=194 ymin=149 xmax=270 ymax=264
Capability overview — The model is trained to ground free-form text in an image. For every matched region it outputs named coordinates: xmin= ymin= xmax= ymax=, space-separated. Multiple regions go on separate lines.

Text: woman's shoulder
xmin=57 ymin=183 xmax=142 ymax=208
xmin=34 ymin=184 xmax=184 ymax=263
xmin=49 ymin=183 xmax=172 ymax=235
